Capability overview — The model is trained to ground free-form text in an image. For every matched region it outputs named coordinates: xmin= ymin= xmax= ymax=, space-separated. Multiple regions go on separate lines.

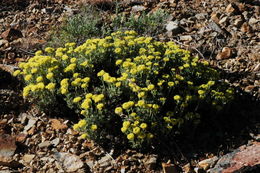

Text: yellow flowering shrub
xmin=14 ymin=31 xmax=234 ymax=148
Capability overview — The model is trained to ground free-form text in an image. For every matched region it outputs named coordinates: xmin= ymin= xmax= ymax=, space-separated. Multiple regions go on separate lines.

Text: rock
xmin=27 ymin=126 xmax=36 ymax=135
xmin=180 ymin=35 xmax=192 ymax=42
xmin=195 ymin=13 xmax=208 ymax=20
xmin=0 ymin=28 xmax=23 ymax=42
xmin=198 ymin=156 xmax=218 ymax=170
xmin=86 ymin=160 xmax=94 ymax=169
xmin=50 ymin=119 xmax=68 ymax=130
xmin=219 ymin=16 xmax=228 ymax=25
xmin=166 ymin=21 xmax=182 ymax=35
xmin=98 ymin=154 xmax=113 ymax=168
xmin=40 ymin=157 xmax=55 ymax=163
xmin=0 ymin=170 xmax=12 ymax=173
xmin=250 ymin=133 xmax=260 ymax=141
xmin=0 ymin=40 xmax=8 ymax=47
xmin=208 ymin=21 xmax=229 ymax=36
xmin=216 ymin=47 xmax=233 ymax=60
xmin=162 ymin=163 xmax=178 ymax=173
xmin=253 ymin=63 xmax=260 ymax=72
xmin=209 ymin=142 xmax=260 ymax=173
xmin=211 ymin=13 xmax=220 ymax=23
xmin=249 ymin=18 xmax=258 ymax=25
xmin=23 ymin=119 xmax=37 ymax=133
xmin=51 ymin=138 xmax=60 ymax=147
xmin=19 ymin=113 xmax=28 ymax=125
xmin=144 ymin=155 xmax=157 ymax=170
xmin=241 ymin=22 xmax=251 ymax=33
xmin=22 ymin=154 xmax=35 ymax=163
xmin=225 ymin=3 xmax=239 ymax=14
xmin=15 ymin=133 xmax=27 ymax=143
xmin=0 ymin=134 xmax=16 ymax=165
xmin=54 ymin=152 xmax=84 ymax=172
xmin=132 ymin=5 xmax=146 ymax=12
xmin=183 ymin=163 xmax=195 ymax=173
xmin=244 ymin=85 xmax=255 ymax=93
xmin=233 ymin=16 xmax=244 ymax=27
xmin=38 ymin=141 xmax=51 ymax=148
xmin=0 ymin=64 xmax=19 ymax=74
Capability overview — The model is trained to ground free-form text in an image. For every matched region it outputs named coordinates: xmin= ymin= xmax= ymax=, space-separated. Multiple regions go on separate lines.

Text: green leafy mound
xmin=14 ymin=31 xmax=234 ymax=148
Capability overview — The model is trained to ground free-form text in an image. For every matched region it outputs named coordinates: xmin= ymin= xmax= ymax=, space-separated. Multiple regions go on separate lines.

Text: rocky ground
xmin=0 ymin=0 xmax=259 ymax=172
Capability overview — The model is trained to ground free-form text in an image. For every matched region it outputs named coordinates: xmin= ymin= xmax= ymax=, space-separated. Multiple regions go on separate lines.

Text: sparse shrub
xmin=48 ymin=5 xmax=106 ymax=47
xmin=111 ymin=9 xmax=169 ymax=36
xmin=14 ymin=31 xmax=234 ymax=148
xmin=48 ymin=5 xmax=169 ymax=48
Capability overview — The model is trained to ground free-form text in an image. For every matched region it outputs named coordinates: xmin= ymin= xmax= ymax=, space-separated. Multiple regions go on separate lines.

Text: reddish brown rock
xmin=162 ymin=163 xmax=179 ymax=173
xmin=211 ymin=12 xmax=221 ymax=23
xmin=198 ymin=156 xmax=218 ymax=170
xmin=1 ymin=28 xmax=23 ymax=42
xmin=50 ymin=119 xmax=68 ymax=130
xmin=182 ymin=163 xmax=195 ymax=173
xmin=16 ymin=133 xmax=27 ymax=143
xmin=0 ymin=134 xmax=17 ymax=165
xmin=245 ymin=85 xmax=256 ymax=93
xmin=209 ymin=142 xmax=260 ymax=173
xmin=241 ymin=22 xmax=252 ymax=33
xmin=216 ymin=47 xmax=233 ymax=60
xmin=225 ymin=3 xmax=239 ymax=14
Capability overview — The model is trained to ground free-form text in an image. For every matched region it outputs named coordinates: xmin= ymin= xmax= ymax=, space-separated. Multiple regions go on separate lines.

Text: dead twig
xmin=18 ymin=48 xmax=35 ymax=56
xmin=173 ymin=39 xmax=206 ymax=59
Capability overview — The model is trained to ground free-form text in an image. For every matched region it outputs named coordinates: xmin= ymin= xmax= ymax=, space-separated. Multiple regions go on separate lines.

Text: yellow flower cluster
xmin=121 ymin=120 xmax=153 ymax=141
xmin=14 ymin=30 xmax=234 ymax=148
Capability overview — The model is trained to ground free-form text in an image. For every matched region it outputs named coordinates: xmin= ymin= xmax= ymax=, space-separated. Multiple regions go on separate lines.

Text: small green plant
xmin=48 ymin=5 xmax=106 ymax=47
xmin=111 ymin=9 xmax=169 ymax=36
xmin=48 ymin=5 xmax=169 ymax=48
xmin=14 ymin=31 xmax=234 ymax=148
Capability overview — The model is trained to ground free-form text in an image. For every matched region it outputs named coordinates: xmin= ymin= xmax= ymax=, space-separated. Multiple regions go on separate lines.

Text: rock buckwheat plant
xmin=14 ymin=31 xmax=234 ymax=148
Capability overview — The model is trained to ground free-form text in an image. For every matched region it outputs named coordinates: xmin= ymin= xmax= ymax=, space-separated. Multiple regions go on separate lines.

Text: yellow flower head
xmin=73 ymin=97 xmax=82 ymax=103
xmin=36 ymin=76 xmax=43 ymax=82
xmin=123 ymin=121 xmax=130 ymax=128
xmin=115 ymin=107 xmax=123 ymax=114
xmin=122 ymin=101 xmax=134 ymax=109
xmin=70 ymin=58 xmax=77 ymax=63
xmin=121 ymin=127 xmax=127 ymax=133
xmin=147 ymin=84 xmax=155 ymax=90
xmin=140 ymin=123 xmax=147 ymax=129
xmin=127 ymin=133 xmax=134 ymax=140
xmin=114 ymin=48 xmax=122 ymax=54
xmin=91 ymin=124 xmax=97 ymax=131
xmin=198 ymin=90 xmax=205 ymax=95
xmin=13 ymin=70 xmax=21 ymax=77
xmin=46 ymin=73 xmax=54 ymax=80
xmin=80 ymin=133 xmax=88 ymax=139
xmin=31 ymin=68 xmax=38 ymax=73
xmin=85 ymin=93 xmax=93 ymax=99
xmin=78 ymin=119 xmax=87 ymax=127
xmin=46 ymin=83 xmax=56 ymax=90
xmin=116 ymin=59 xmax=123 ymax=65
xmin=133 ymin=127 xmax=140 ymax=134
xmin=37 ymin=82 xmax=44 ymax=90
xmin=25 ymin=74 xmax=32 ymax=81
xmin=168 ymin=82 xmax=175 ymax=87
xmin=138 ymin=92 xmax=145 ymax=98
xmin=61 ymin=88 xmax=68 ymax=94
xmin=97 ymin=70 xmax=105 ymax=77
xmin=173 ymin=95 xmax=181 ymax=101
xmin=96 ymin=103 xmax=104 ymax=110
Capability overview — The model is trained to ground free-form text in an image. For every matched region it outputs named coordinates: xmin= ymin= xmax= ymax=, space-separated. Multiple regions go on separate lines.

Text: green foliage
xmin=48 ymin=5 xmax=169 ymax=48
xmin=111 ymin=9 xmax=169 ymax=36
xmin=48 ymin=6 xmax=106 ymax=47
xmin=14 ymin=31 xmax=234 ymax=148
